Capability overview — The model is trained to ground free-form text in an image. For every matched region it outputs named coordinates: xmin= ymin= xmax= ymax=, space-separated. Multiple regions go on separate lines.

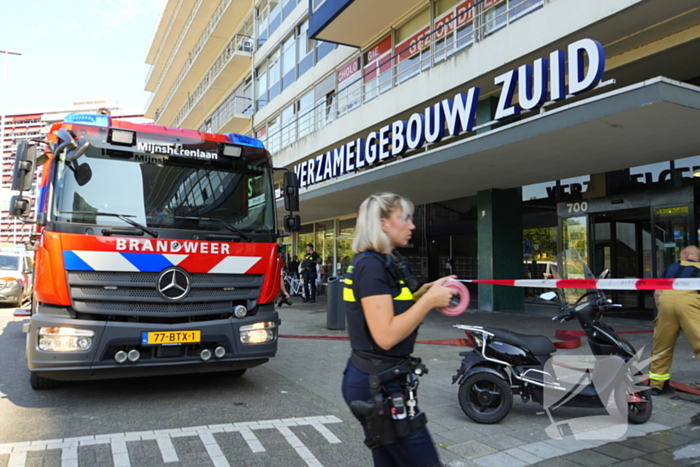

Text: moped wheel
xmin=458 ymin=372 xmax=512 ymax=424
xmin=616 ymin=380 xmax=652 ymax=424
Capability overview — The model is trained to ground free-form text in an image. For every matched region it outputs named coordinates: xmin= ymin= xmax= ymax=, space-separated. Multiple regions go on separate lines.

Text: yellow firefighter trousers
xmin=649 ymin=290 xmax=700 ymax=389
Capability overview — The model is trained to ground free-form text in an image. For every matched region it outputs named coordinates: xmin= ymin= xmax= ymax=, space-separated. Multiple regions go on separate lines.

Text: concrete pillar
xmin=477 ymin=188 xmax=524 ymax=311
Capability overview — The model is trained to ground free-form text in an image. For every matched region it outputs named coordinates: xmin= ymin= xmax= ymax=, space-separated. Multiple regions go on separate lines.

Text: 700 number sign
xmin=566 ymin=202 xmax=588 ymax=214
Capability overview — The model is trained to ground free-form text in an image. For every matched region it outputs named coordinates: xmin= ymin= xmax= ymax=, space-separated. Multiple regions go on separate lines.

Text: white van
xmin=0 ymin=253 xmax=34 ymax=307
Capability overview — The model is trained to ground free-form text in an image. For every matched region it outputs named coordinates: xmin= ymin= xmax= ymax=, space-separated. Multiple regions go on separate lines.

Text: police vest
xmin=343 ymin=252 xmax=417 ymax=357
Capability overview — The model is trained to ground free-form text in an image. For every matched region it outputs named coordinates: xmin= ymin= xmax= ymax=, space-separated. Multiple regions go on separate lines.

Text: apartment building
xmin=1 ymin=101 xmax=145 ymax=246
xmin=145 ymin=0 xmax=700 ymax=317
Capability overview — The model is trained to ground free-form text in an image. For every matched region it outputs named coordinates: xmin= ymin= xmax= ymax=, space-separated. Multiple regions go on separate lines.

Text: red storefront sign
xmin=338 ymin=58 xmax=360 ymax=85
xmin=397 ymin=0 xmax=475 ymax=64
xmin=363 ymin=35 xmax=392 ymax=84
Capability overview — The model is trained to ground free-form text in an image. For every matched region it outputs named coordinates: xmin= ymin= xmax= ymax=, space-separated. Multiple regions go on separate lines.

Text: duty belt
xmin=351 ymin=350 xmax=426 ymax=388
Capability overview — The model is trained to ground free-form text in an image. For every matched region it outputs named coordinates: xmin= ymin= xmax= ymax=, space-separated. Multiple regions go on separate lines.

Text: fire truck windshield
xmin=51 ymin=146 xmax=275 ymax=233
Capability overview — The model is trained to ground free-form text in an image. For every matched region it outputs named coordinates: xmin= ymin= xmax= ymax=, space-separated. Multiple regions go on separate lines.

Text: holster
xmin=349 ymin=351 xmax=429 ymax=449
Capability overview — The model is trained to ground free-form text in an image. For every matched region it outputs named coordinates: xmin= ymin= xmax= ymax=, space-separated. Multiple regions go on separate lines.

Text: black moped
xmin=451 ymin=250 xmax=652 ymax=427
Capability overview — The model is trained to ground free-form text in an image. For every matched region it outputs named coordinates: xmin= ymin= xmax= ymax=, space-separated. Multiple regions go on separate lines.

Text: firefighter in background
xmin=650 ymin=245 xmax=700 ymax=395
xmin=302 ymin=243 xmax=321 ymax=303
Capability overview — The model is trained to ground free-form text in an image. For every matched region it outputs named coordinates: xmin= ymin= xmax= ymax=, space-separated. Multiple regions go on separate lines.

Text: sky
xmin=0 ymin=0 xmax=166 ymax=114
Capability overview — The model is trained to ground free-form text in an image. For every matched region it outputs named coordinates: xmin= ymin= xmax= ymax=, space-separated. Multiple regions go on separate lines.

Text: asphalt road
xmin=0 ymin=308 xmax=369 ymax=467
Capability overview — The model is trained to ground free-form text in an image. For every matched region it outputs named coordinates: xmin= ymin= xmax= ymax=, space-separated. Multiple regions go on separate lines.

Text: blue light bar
xmin=224 ymin=133 xmax=265 ymax=149
xmin=64 ymin=113 xmax=111 ymax=127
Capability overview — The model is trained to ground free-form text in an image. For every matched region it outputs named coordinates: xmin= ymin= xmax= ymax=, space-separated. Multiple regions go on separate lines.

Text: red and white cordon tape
xmin=437 ymin=277 xmax=700 ymax=316
xmin=458 ymin=277 xmax=700 ymax=290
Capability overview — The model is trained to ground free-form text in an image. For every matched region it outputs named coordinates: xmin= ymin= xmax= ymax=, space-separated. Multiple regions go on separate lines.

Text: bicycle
xmin=283 ymin=270 xmax=304 ymax=298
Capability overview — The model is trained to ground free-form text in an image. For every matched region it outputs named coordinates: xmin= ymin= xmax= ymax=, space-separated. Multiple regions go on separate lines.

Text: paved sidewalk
xmin=272 ymin=294 xmax=700 ymax=466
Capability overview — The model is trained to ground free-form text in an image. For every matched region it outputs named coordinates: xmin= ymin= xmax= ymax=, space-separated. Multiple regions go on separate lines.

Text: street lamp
xmin=0 ymin=49 xmax=22 ymax=248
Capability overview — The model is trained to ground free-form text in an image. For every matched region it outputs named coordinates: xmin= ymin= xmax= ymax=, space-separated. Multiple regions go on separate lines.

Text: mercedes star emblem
xmin=156 ymin=268 xmax=191 ymax=301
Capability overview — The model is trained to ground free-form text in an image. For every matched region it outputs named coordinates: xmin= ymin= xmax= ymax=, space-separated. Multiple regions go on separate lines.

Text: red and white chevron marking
xmin=459 ymin=278 xmax=700 ymax=290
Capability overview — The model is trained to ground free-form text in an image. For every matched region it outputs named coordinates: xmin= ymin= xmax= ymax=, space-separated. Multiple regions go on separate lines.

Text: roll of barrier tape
xmin=438 ymin=279 xmax=470 ymax=316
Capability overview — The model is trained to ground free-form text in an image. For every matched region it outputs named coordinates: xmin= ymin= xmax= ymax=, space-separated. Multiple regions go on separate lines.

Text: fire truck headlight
xmin=38 ymin=327 xmax=95 ymax=352
xmin=240 ymin=322 xmax=276 ymax=344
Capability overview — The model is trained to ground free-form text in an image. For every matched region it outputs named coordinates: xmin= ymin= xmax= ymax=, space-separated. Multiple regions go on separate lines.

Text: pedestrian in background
xmin=302 ymin=244 xmax=321 ymax=303
xmin=288 ymin=255 xmax=300 ymax=279
xmin=649 ymin=245 xmax=700 ymax=395
xmin=341 ymin=192 xmax=456 ymax=467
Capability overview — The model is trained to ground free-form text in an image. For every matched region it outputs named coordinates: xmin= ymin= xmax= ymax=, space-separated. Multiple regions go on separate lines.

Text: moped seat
xmin=483 ymin=327 xmax=556 ymax=356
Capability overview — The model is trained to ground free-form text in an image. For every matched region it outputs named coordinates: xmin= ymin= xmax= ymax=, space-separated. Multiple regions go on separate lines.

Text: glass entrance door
xmin=589 ymin=205 xmax=690 ymax=316
xmin=591 ymin=208 xmax=652 ymax=310
xmin=653 ymin=206 xmax=690 ymax=274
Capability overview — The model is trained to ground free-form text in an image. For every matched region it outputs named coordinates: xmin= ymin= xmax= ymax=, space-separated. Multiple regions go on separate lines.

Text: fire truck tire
xmin=30 ymin=372 xmax=60 ymax=390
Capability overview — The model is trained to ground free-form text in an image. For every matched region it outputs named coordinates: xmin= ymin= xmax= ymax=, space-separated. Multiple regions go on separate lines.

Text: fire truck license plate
xmin=141 ymin=330 xmax=201 ymax=346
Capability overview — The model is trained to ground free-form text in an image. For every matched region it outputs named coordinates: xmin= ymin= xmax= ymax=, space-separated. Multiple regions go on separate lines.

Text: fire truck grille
xmin=67 ymin=272 xmax=264 ymax=318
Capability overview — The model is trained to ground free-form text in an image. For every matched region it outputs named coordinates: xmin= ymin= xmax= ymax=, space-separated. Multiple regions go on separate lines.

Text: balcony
xmin=263 ymin=0 xmax=545 ymax=157
xmin=309 ymin=0 xmax=427 ymax=47
xmin=201 ymin=93 xmax=254 ymax=136
xmin=147 ymin=0 xmax=253 ymax=123
xmin=171 ymin=33 xmax=254 ymax=129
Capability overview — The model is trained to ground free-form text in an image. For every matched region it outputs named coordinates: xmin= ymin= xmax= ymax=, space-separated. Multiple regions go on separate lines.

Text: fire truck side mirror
xmin=10 ymin=141 xmax=37 ymax=193
xmin=9 ymin=195 xmax=31 ymax=218
xmin=283 ymin=171 xmax=299 ymax=212
xmin=284 ymin=214 xmax=300 ymax=233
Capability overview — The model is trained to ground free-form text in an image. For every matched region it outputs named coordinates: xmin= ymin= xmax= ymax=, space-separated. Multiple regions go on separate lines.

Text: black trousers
xmin=303 ymin=274 xmax=317 ymax=300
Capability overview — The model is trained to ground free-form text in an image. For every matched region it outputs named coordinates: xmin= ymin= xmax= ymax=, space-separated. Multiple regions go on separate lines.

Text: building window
xmin=363 ymin=35 xmax=392 ymax=103
xmin=315 ymin=39 xmax=335 ymax=62
xmin=267 ymin=116 xmax=280 ymax=153
xmin=297 ymin=90 xmax=315 ymax=139
xmin=268 ymin=49 xmax=281 ymax=103
xmin=395 ymin=7 xmax=431 ymax=84
xmin=283 ymin=0 xmax=296 ymax=19
xmin=282 ymin=34 xmax=297 ymax=91
xmin=483 ymin=0 xmax=507 ymax=36
xmin=297 ymin=20 xmax=313 ymax=77
xmin=337 ymin=58 xmax=361 ymax=116
xmin=281 ymin=103 xmax=296 ymax=148
xmin=256 ymin=6 xmax=269 ymax=47
xmin=255 ymin=63 xmax=268 ymax=110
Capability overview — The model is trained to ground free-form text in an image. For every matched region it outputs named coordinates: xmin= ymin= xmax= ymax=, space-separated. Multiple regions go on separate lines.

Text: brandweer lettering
xmin=115 ymin=239 xmax=231 ymax=254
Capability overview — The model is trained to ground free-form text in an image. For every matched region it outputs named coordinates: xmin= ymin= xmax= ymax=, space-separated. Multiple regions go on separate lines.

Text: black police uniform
xmin=341 ymin=252 xmax=439 ymax=467
xmin=302 ymin=251 xmax=320 ymax=301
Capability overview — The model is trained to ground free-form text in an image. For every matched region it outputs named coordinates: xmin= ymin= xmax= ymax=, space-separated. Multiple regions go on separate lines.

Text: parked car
xmin=0 ymin=253 xmax=33 ymax=307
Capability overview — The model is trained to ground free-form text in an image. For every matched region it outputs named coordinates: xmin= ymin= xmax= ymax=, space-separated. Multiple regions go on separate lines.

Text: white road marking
xmin=0 ymin=415 xmax=343 ymax=467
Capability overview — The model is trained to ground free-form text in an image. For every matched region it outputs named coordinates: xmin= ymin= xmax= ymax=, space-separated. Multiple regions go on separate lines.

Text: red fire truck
xmin=9 ymin=112 xmax=300 ymax=389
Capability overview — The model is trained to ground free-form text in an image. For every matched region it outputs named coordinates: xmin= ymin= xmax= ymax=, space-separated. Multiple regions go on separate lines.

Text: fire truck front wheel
xmin=30 ymin=371 xmax=60 ymax=390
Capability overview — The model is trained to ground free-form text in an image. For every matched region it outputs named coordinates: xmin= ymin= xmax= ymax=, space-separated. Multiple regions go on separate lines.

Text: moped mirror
xmin=599 ymin=269 xmax=610 ymax=279
xmin=540 ymin=291 xmax=557 ymax=301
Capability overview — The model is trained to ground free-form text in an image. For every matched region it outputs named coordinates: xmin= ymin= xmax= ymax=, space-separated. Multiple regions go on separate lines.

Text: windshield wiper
xmin=173 ymin=216 xmax=252 ymax=242
xmin=59 ymin=211 xmax=159 ymax=238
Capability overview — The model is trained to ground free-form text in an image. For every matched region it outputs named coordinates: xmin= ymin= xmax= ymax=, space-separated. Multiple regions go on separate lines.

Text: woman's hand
xmin=416 ymin=276 xmax=458 ymax=309
xmin=412 ymin=275 xmax=456 ymax=300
